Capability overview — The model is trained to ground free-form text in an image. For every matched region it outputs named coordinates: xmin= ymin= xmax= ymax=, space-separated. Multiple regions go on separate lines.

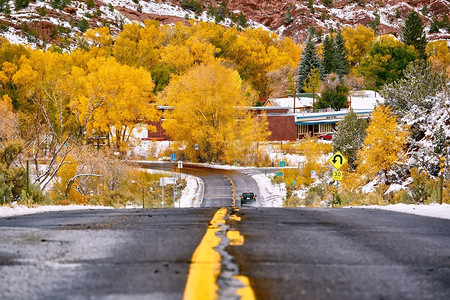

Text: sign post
xmin=329 ymin=151 xmax=347 ymax=207
xmin=160 ymin=177 xmax=165 ymax=206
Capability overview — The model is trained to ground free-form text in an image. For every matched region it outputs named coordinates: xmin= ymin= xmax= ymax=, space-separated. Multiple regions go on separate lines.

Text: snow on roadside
xmin=349 ymin=203 xmax=450 ymax=220
xmin=0 ymin=204 xmax=113 ymax=218
xmin=252 ymin=174 xmax=285 ymax=207
xmin=178 ymin=175 xmax=204 ymax=208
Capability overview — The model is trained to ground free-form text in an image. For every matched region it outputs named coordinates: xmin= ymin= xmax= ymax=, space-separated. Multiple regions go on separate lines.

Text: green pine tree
xmin=298 ymin=35 xmax=323 ymax=92
xmin=333 ymin=109 xmax=367 ymax=170
xmin=333 ymin=30 xmax=349 ymax=79
xmin=322 ymin=35 xmax=334 ymax=74
xmin=429 ymin=17 xmax=440 ymax=33
xmin=401 ymin=11 xmax=427 ymax=60
xmin=14 ymin=0 xmax=29 ymax=9
xmin=333 ymin=109 xmax=367 ymax=169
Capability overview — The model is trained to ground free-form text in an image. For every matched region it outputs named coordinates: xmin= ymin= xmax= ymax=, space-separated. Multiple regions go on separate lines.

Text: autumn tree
xmin=161 ymin=62 xmax=269 ymax=164
xmin=426 ymin=40 xmax=450 ymax=74
xmin=356 ymin=105 xmax=409 ymax=180
xmin=342 ymin=25 xmax=375 ymax=66
xmin=302 ymin=67 xmax=321 ymax=105
xmin=0 ymin=94 xmax=27 ymax=203
xmin=69 ymin=57 xmax=159 ymax=152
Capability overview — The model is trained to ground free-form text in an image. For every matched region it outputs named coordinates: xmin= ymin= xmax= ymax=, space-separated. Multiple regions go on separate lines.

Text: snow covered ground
xmin=350 ymin=203 xmax=450 ymax=220
xmin=0 ymin=204 xmax=113 ymax=218
xmin=177 ymin=175 xmax=204 ymax=208
xmin=252 ymin=174 xmax=285 ymax=207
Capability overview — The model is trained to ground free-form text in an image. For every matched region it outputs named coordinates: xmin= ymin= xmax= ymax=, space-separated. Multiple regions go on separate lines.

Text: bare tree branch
xmin=65 ymin=173 xmax=102 ymax=198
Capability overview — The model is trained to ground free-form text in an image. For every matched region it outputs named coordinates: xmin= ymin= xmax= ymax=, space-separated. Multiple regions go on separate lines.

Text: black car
xmin=240 ymin=192 xmax=256 ymax=205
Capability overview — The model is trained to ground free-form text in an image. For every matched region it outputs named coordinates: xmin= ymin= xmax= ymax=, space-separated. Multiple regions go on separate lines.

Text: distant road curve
xmin=132 ymin=161 xmax=263 ymax=207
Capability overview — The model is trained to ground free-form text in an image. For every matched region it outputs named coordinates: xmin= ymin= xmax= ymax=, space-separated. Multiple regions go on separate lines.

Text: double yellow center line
xmin=183 ymin=207 xmax=255 ymax=300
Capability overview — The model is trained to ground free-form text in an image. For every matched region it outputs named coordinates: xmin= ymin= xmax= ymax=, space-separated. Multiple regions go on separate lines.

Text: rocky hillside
xmin=0 ymin=0 xmax=449 ymax=48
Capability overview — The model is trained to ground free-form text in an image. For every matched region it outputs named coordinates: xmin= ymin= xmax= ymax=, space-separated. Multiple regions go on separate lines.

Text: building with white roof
xmin=260 ymin=91 xmax=383 ymax=140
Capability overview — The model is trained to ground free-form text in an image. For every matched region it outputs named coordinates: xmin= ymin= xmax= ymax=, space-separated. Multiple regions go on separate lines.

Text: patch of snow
xmin=1 ymin=28 xmax=32 ymax=47
xmin=269 ymin=152 xmax=305 ymax=166
xmin=252 ymin=174 xmax=285 ymax=207
xmin=0 ymin=203 xmax=113 ymax=218
xmin=361 ymin=179 xmax=377 ymax=194
xmin=352 ymin=203 xmax=450 ymax=220
xmin=178 ymin=175 xmax=203 ymax=208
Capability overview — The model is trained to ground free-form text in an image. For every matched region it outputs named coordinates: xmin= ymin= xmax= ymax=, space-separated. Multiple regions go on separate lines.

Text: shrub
xmin=77 ymin=18 xmax=89 ymax=32
xmin=180 ymin=0 xmax=203 ymax=14
xmin=14 ymin=0 xmax=29 ymax=9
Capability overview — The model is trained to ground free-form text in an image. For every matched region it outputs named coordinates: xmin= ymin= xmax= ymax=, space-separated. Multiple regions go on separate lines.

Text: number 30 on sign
xmin=333 ymin=171 xmax=343 ymax=181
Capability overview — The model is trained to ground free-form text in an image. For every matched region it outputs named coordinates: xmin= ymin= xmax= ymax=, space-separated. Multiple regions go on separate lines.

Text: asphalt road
xmin=1 ymin=164 xmax=449 ymax=299
xmin=135 ymin=162 xmax=261 ymax=207
xmin=0 ymin=208 xmax=217 ymax=299
xmin=1 ymin=207 xmax=449 ymax=299
xmin=228 ymin=207 xmax=450 ymax=300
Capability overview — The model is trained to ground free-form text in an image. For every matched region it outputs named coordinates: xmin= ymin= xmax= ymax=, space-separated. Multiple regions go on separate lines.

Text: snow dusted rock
xmin=1 ymin=0 xmax=448 ymax=48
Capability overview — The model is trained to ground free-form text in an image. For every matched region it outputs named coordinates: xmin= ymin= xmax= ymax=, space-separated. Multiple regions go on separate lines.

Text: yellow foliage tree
xmin=298 ymin=136 xmax=327 ymax=186
xmin=426 ymin=40 xmax=450 ymax=75
xmin=342 ymin=25 xmax=375 ymax=65
xmin=68 ymin=57 xmax=159 ymax=151
xmin=161 ymin=62 xmax=269 ymax=164
xmin=356 ymin=105 xmax=409 ymax=180
xmin=161 ymin=36 xmax=218 ymax=74
xmin=0 ymin=95 xmax=18 ymax=142
xmin=113 ymin=21 xmax=164 ymax=70
xmin=50 ymin=155 xmax=81 ymax=204
xmin=302 ymin=67 xmax=321 ymax=104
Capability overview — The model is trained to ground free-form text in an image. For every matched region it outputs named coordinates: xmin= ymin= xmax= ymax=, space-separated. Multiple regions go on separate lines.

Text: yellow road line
xmin=183 ymin=207 xmax=227 ymax=300
xmin=235 ymin=275 xmax=256 ymax=300
xmin=224 ymin=175 xmax=236 ymax=206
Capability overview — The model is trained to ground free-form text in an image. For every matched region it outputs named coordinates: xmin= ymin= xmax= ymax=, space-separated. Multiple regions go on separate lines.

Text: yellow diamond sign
xmin=329 ymin=151 xmax=347 ymax=170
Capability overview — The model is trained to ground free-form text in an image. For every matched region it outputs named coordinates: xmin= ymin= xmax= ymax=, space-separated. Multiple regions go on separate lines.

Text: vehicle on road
xmin=241 ymin=192 xmax=256 ymax=205
xmin=318 ymin=132 xmax=333 ymax=140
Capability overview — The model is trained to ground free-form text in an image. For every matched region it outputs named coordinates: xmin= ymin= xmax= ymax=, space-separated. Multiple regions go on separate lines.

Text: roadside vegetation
xmin=0 ymin=13 xmax=449 ymax=207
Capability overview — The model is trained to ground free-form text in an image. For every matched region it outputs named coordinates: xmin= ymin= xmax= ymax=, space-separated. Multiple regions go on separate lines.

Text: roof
xmin=295 ymin=109 xmax=373 ymax=125
xmin=266 ymin=90 xmax=384 ymax=111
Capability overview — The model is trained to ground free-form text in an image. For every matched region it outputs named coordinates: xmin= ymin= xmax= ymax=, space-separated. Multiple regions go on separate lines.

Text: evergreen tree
xmin=316 ymin=83 xmax=348 ymax=110
xmin=333 ymin=109 xmax=368 ymax=169
xmin=429 ymin=17 xmax=440 ymax=33
xmin=401 ymin=11 xmax=427 ymax=60
xmin=14 ymin=0 xmax=29 ymax=9
xmin=380 ymin=60 xmax=443 ymax=116
xmin=322 ymin=35 xmax=334 ymax=74
xmin=298 ymin=35 xmax=323 ymax=92
xmin=333 ymin=30 xmax=349 ymax=79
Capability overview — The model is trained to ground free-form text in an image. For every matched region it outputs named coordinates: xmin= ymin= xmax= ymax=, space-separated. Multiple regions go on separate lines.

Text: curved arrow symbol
xmin=332 ymin=154 xmax=343 ymax=165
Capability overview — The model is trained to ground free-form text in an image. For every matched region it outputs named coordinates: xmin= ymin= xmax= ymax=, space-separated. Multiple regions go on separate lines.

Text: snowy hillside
xmin=0 ymin=0 xmax=448 ymax=49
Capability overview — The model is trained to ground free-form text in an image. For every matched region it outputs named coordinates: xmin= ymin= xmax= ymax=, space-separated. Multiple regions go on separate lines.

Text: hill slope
xmin=0 ymin=0 xmax=449 ymax=48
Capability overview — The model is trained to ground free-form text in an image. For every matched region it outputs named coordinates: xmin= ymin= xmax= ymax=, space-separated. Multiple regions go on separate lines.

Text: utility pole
xmin=293 ymin=82 xmax=297 ymax=113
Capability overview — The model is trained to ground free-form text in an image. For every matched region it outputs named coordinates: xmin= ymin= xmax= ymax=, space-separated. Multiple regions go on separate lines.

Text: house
xmin=141 ymin=90 xmax=383 ymax=142
xmin=260 ymin=90 xmax=383 ymax=140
